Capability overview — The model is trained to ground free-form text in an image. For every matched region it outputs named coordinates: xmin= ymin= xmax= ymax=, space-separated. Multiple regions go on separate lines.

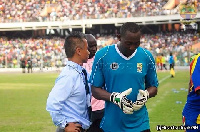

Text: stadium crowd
xmin=0 ymin=32 xmax=199 ymax=68
xmin=1 ymin=0 xmax=196 ymax=23
xmin=0 ymin=37 xmax=66 ymax=68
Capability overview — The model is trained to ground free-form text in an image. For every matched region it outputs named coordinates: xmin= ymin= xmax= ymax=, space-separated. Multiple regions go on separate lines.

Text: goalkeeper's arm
xmin=91 ymin=85 xmax=112 ymax=101
xmin=146 ymin=86 xmax=157 ymax=98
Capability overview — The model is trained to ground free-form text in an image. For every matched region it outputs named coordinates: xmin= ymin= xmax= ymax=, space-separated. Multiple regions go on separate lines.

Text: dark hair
xmin=64 ymin=31 xmax=85 ymax=58
xmin=120 ymin=22 xmax=140 ymax=37
xmin=85 ymin=34 xmax=95 ymax=42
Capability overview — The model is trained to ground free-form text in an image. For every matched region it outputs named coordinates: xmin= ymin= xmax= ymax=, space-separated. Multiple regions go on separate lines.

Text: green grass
xmin=147 ymin=70 xmax=190 ymax=132
xmin=0 ymin=73 xmax=59 ymax=132
xmin=0 ymin=70 xmax=190 ymax=132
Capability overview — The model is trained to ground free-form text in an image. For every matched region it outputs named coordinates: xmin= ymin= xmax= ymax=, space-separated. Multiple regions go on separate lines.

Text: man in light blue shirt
xmin=46 ymin=31 xmax=91 ymax=132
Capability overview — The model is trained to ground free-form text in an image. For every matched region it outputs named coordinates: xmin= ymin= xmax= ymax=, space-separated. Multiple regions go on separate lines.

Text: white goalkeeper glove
xmin=110 ymin=88 xmax=134 ymax=114
xmin=132 ymin=89 xmax=149 ymax=111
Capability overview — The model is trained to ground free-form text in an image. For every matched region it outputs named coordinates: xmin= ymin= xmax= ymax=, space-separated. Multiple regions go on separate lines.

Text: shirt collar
xmin=66 ymin=61 xmax=83 ymax=73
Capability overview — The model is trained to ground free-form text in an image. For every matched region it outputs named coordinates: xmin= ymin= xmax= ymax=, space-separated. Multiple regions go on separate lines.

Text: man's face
xmin=88 ymin=39 xmax=97 ymax=59
xmin=80 ymin=39 xmax=90 ymax=63
xmin=118 ymin=31 xmax=140 ymax=56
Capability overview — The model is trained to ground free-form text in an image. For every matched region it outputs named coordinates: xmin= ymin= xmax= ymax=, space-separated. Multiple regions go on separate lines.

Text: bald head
xmin=85 ymin=34 xmax=97 ymax=59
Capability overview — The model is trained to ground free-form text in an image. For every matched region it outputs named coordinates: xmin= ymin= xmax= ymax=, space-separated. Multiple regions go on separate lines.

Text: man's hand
xmin=132 ymin=90 xmax=149 ymax=111
xmin=110 ymin=88 xmax=134 ymax=114
xmin=64 ymin=122 xmax=82 ymax=132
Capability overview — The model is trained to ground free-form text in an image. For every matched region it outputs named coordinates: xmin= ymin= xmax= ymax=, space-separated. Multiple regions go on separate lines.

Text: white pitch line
xmin=158 ymin=70 xmax=179 ymax=83
xmin=159 ymin=75 xmax=171 ymax=83
xmin=147 ymin=75 xmax=172 ymax=112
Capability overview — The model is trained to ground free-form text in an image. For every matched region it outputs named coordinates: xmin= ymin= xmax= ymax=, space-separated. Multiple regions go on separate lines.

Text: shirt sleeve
xmin=192 ymin=56 xmax=200 ymax=92
xmin=145 ymin=51 xmax=159 ymax=89
xmin=89 ymin=50 xmax=105 ymax=88
xmin=46 ymin=74 xmax=74 ymax=128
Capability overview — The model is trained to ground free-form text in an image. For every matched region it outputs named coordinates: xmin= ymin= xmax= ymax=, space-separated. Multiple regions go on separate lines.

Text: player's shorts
xmin=182 ymin=114 xmax=200 ymax=132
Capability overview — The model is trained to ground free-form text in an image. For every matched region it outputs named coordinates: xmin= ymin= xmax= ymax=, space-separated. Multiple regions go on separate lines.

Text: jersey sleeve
xmin=192 ymin=55 xmax=200 ymax=92
xmin=89 ymin=49 xmax=105 ymax=88
xmin=145 ymin=50 xmax=159 ymax=89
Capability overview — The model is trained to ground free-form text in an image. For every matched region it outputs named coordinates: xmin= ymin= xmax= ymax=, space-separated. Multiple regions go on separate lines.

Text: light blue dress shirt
xmin=46 ymin=61 xmax=91 ymax=129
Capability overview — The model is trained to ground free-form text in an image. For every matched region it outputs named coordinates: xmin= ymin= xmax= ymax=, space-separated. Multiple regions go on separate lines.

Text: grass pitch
xmin=147 ymin=70 xmax=189 ymax=132
xmin=0 ymin=70 xmax=189 ymax=132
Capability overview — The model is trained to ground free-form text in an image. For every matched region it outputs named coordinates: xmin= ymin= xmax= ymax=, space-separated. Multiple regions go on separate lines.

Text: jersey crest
xmin=137 ymin=63 xmax=143 ymax=73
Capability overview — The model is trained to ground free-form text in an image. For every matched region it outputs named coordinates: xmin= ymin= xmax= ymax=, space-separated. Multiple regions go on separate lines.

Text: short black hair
xmin=85 ymin=34 xmax=95 ymax=42
xmin=120 ymin=22 xmax=140 ymax=37
xmin=64 ymin=31 xmax=85 ymax=58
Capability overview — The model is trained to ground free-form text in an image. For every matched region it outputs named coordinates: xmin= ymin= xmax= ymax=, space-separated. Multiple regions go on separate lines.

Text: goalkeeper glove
xmin=110 ymin=88 xmax=134 ymax=114
xmin=132 ymin=89 xmax=149 ymax=111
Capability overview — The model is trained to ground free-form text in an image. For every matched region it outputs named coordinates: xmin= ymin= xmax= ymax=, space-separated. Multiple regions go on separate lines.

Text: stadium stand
xmin=0 ymin=0 xmax=199 ymax=71
xmin=2 ymin=0 xmax=200 ymax=23
xmin=0 ymin=0 xmax=170 ymax=23
xmin=0 ymin=31 xmax=199 ymax=68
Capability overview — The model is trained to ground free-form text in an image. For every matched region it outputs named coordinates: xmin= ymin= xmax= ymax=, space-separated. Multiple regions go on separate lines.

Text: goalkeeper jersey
xmin=89 ymin=44 xmax=158 ymax=132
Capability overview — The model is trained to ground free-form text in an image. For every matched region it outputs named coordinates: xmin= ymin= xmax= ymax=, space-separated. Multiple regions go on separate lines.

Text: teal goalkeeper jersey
xmin=89 ymin=44 xmax=158 ymax=132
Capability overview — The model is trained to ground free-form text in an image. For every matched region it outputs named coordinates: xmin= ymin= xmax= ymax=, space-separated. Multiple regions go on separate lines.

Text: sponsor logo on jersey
xmin=110 ymin=62 xmax=119 ymax=70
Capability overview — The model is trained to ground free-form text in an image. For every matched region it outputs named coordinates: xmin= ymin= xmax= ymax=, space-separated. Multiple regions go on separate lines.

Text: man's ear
xmin=116 ymin=34 xmax=121 ymax=41
xmin=76 ymin=47 xmax=81 ymax=56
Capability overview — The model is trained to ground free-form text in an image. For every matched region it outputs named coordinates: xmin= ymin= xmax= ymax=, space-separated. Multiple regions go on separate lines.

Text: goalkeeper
xmin=89 ymin=22 xmax=158 ymax=132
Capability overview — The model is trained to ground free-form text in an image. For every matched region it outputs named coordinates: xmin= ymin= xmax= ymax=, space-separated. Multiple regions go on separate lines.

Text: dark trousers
xmin=28 ymin=67 xmax=32 ymax=73
xmin=87 ymin=119 xmax=103 ymax=132
xmin=162 ymin=64 xmax=167 ymax=70
xmin=170 ymin=63 xmax=174 ymax=70
xmin=87 ymin=109 xmax=104 ymax=132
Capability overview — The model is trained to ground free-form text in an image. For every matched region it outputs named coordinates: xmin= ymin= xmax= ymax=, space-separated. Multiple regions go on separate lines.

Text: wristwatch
xmin=65 ymin=123 xmax=69 ymax=128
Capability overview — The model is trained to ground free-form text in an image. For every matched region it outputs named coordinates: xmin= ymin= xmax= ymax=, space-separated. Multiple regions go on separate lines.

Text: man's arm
xmin=46 ymin=75 xmax=73 ymax=128
xmin=146 ymin=86 xmax=157 ymax=98
xmin=91 ymin=85 xmax=111 ymax=101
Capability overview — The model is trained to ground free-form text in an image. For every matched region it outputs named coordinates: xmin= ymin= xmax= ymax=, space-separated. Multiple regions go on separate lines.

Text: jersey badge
xmin=137 ymin=63 xmax=143 ymax=73
xmin=110 ymin=62 xmax=119 ymax=70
